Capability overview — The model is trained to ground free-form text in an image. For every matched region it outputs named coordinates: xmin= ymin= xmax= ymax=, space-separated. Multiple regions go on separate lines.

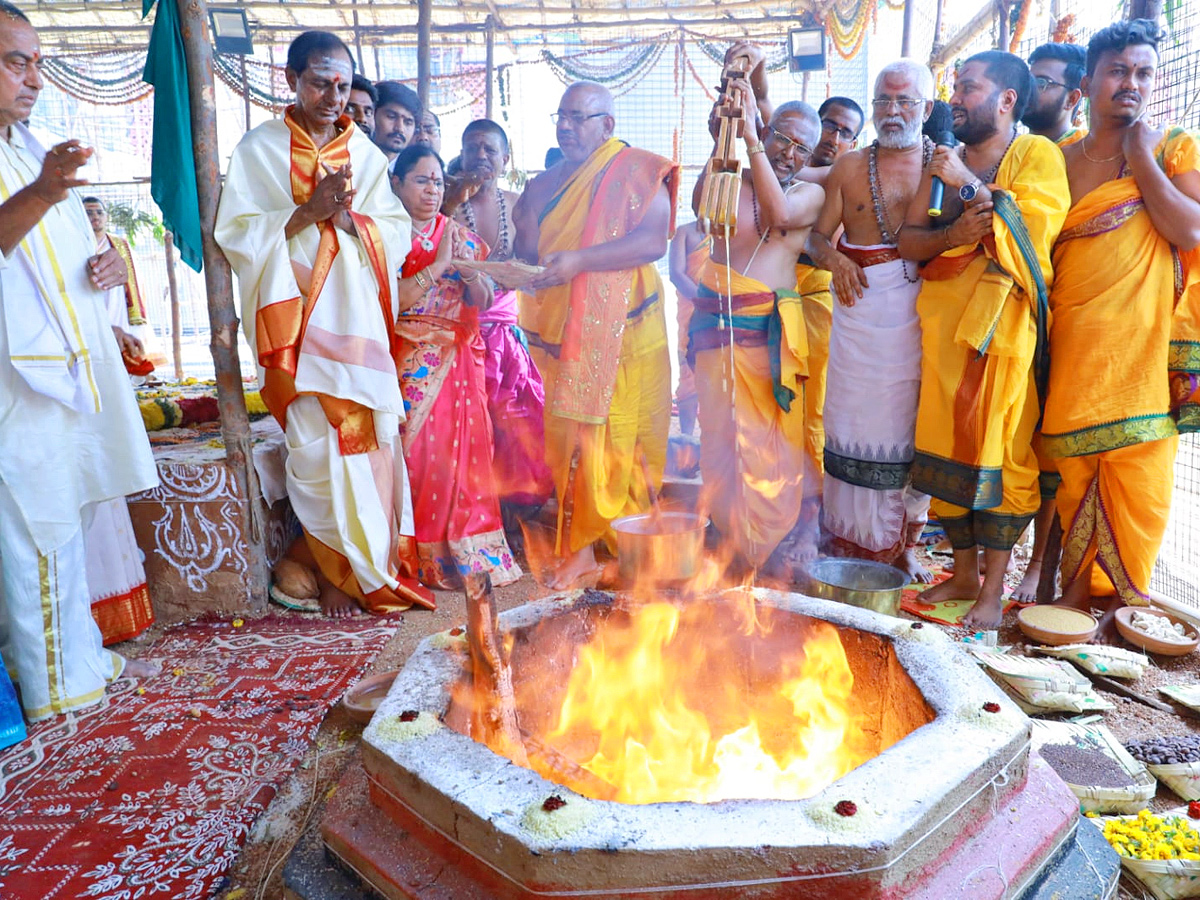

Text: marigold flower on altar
xmin=243 ymin=391 xmax=268 ymax=416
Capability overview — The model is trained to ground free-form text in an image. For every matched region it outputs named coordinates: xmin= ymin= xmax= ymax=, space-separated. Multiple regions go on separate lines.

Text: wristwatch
xmin=959 ymin=179 xmax=983 ymax=203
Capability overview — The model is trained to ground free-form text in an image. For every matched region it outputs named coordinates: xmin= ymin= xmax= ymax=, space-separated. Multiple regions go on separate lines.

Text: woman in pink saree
xmin=391 ymin=145 xmax=521 ymax=590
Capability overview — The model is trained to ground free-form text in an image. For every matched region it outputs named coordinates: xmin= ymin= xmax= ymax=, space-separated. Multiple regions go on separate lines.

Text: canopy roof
xmin=21 ymin=0 xmax=837 ymax=54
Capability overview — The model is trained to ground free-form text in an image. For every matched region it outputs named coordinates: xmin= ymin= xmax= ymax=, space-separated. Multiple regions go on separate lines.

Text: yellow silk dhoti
xmin=911 ymin=135 xmax=1069 ymax=551
xmin=1044 ymin=128 xmax=1198 ymax=604
xmin=690 ymin=260 xmax=808 ymax=566
xmin=796 ymin=256 xmax=833 ymax=500
xmin=523 ymin=138 xmax=678 ymax=555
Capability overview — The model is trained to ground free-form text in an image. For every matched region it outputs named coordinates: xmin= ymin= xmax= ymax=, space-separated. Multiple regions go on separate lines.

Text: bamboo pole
xmin=239 ymin=54 xmax=251 ymax=133
xmin=485 ymin=15 xmax=494 ymax=120
xmin=417 ymin=0 xmax=431 ymax=111
xmin=175 ymin=0 xmax=269 ymax=608
xmin=901 ymin=0 xmax=915 ymax=57
xmin=165 ymin=230 xmax=183 ymax=381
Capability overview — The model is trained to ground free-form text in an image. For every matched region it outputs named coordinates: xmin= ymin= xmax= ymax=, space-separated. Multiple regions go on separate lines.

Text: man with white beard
xmin=804 ymin=59 xmax=936 ymax=582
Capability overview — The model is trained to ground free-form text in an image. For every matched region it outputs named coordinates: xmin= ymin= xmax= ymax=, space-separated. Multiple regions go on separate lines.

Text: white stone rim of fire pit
xmin=362 ymin=588 xmax=1031 ymax=893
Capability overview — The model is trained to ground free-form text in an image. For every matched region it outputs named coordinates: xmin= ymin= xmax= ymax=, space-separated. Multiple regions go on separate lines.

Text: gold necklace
xmin=1080 ymin=134 xmax=1124 ymax=164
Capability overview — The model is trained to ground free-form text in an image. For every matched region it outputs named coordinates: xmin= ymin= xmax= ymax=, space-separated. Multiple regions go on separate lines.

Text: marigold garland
xmin=1008 ymin=0 xmax=1034 ymax=53
xmin=824 ymin=0 xmax=877 ymax=61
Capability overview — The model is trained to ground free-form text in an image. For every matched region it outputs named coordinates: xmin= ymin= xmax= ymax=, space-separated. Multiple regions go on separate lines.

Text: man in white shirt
xmin=0 ymin=1 xmax=159 ymax=721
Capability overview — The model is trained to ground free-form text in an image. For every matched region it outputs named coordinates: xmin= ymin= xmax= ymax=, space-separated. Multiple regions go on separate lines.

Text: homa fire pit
xmin=322 ymin=588 xmax=1119 ymax=900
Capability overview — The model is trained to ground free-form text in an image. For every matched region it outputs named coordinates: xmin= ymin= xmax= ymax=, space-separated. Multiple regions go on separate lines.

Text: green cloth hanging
xmin=142 ymin=0 xmax=204 ymax=273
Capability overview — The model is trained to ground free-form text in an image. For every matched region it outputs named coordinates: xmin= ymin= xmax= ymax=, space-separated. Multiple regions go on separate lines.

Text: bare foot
xmin=1011 ymin=559 xmax=1041 ymax=604
xmin=319 ymin=581 xmax=364 ymax=619
xmin=1054 ymin=567 xmax=1093 ymax=613
xmin=920 ymin=570 xmax=982 ymax=605
xmin=897 ymin=547 xmax=934 ymax=584
xmin=120 ymin=657 xmax=161 ymax=679
xmin=963 ymin=580 xmax=1007 ymax=630
xmin=545 ymin=545 xmax=603 ymax=590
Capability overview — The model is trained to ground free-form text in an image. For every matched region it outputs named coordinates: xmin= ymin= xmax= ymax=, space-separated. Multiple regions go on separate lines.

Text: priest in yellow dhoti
xmin=899 ymin=51 xmax=1070 ymax=629
xmin=689 ymin=87 xmax=823 ymax=574
xmin=514 ymin=82 xmax=678 ymax=589
xmin=1009 ymin=40 xmax=1088 ymax=604
xmin=795 ymin=258 xmax=832 ymax=501
xmin=1042 ymin=20 xmax=1200 ymax=626
xmin=215 ymin=32 xmax=433 ymax=617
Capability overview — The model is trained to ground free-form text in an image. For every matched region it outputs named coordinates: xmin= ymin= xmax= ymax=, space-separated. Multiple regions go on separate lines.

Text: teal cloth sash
xmin=990 ymin=189 xmax=1050 ymax=411
xmin=689 ymin=286 xmax=798 ymax=412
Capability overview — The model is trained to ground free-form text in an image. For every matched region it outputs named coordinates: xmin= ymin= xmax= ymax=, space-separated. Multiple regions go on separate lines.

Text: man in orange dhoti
xmin=514 ymin=82 xmax=678 ymax=589
xmin=1043 ymin=20 xmax=1200 ymax=630
xmin=690 ymin=85 xmax=823 ymax=574
xmin=215 ymin=32 xmax=433 ymax=616
xmin=1010 ymin=40 xmax=1088 ymax=603
xmin=899 ymin=51 xmax=1070 ymax=629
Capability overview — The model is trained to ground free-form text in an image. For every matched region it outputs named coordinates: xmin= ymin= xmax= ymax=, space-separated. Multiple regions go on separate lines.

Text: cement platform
xmin=301 ymin=757 xmax=1120 ymax=900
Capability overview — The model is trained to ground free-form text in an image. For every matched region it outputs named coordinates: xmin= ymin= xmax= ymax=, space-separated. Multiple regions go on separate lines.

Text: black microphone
xmin=927 ymin=131 xmax=957 ymax=218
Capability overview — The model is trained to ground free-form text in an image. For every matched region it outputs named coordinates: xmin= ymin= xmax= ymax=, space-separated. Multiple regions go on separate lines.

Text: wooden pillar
xmin=417 ymin=0 xmax=432 ymax=111
xmin=485 ymin=15 xmax=495 ymax=120
xmin=997 ymin=0 xmax=1011 ymax=52
xmin=165 ymin=230 xmax=184 ymax=381
xmin=174 ymin=0 xmax=269 ymax=608
xmin=901 ymin=0 xmax=916 ymax=57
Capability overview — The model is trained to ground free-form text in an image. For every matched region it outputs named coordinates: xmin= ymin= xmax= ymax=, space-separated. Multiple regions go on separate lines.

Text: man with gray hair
xmin=805 ymin=59 xmax=937 ymax=582
xmin=0 ymin=0 xmax=160 ymax=721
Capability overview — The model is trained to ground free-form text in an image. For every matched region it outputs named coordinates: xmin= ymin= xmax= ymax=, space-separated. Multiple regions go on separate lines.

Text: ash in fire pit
xmin=447 ymin=589 xmax=934 ymax=804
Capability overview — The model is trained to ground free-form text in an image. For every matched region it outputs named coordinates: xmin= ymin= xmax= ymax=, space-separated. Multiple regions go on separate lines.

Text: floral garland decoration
xmin=824 ymin=0 xmax=877 ymax=61
xmin=1008 ymin=0 xmax=1034 ymax=53
xmin=40 ymin=53 xmax=153 ymax=106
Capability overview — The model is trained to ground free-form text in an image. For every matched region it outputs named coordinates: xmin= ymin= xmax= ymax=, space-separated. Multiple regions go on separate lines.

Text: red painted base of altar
xmin=320 ymin=755 xmax=1090 ymax=900
xmin=129 ymin=418 xmax=294 ymax=624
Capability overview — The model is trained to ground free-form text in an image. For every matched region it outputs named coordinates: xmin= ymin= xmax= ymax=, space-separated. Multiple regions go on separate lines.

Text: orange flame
xmin=514 ymin=593 xmax=874 ymax=804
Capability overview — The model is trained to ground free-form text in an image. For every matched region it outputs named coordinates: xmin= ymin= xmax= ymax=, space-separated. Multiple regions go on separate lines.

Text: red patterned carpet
xmin=0 ymin=613 xmax=398 ymax=900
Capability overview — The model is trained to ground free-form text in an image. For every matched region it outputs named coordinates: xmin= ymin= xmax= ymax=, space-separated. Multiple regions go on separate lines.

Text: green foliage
xmin=105 ymin=202 xmax=165 ymax=248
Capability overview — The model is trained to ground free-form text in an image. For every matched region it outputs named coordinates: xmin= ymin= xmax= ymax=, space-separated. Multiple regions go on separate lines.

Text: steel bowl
xmin=804 ymin=558 xmax=908 ymax=617
xmin=612 ymin=511 xmax=706 ymax=586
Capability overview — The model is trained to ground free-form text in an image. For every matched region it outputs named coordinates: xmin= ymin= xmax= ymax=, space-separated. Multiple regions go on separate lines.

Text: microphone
xmin=927 ymin=131 xmax=957 ymax=218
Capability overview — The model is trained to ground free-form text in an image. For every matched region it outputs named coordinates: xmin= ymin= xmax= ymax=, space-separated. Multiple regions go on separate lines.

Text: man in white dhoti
xmin=805 ymin=60 xmax=937 ymax=582
xmin=215 ymin=30 xmax=434 ymax=617
xmin=0 ymin=2 xmax=159 ymax=720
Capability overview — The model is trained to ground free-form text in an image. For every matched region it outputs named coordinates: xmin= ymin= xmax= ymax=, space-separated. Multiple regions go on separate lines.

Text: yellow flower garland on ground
xmin=1091 ymin=809 xmax=1200 ymax=860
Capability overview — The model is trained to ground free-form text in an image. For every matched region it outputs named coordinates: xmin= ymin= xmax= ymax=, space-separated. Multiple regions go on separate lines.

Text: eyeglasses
xmin=820 ymin=119 xmax=858 ymax=142
xmin=767 ymin=127 xmax=813 ymax=157
xmin=408 ymin=176 xmax=444 ymax=189
xmin=550 ymin=111 xmax=609 ymax=126
xmin=871 ymin=98 xmax=924 ymax=112
xmin=1034 ymin=75 xmax=1068 ymax=92
xmin=417 ymin=124 xmax=440 ymax=136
